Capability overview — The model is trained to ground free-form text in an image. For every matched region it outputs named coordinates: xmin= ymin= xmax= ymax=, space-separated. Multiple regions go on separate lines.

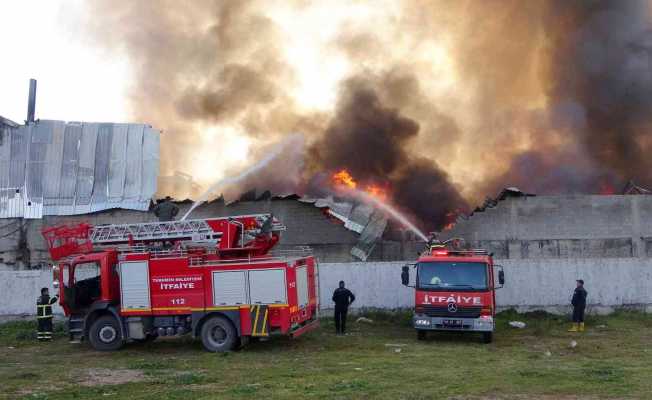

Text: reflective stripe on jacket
xmin=36 ymin=295 xmax=58 ymax=318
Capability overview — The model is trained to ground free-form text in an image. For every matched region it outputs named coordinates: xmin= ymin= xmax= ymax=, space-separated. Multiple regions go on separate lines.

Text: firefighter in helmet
xmin=36 ymin=287 xmax=58 ymax=341
xmin=153 ymin=196 xmax=179 ymax=222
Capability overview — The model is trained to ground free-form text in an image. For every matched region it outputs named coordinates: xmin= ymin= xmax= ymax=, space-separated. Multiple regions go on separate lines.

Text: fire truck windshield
xmin=417 ymin=262 xmax=488 ymax=291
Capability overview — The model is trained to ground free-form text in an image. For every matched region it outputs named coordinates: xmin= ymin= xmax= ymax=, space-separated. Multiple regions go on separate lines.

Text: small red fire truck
xmin=401 ymin=243 xmax=505 ymax=343
xmin=42 ymin=214 xmax=319 ymax=352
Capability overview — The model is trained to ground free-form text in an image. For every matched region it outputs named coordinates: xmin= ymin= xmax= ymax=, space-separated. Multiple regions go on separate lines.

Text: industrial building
xmin=442 ymin=187 xmax=652 ymax=260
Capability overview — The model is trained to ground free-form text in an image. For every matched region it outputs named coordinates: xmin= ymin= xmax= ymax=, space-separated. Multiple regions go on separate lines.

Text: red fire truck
xmin=42 ymin=214 xmax=319 ymax=352
xmin=401 ymin=243 xmax=505 ymax=343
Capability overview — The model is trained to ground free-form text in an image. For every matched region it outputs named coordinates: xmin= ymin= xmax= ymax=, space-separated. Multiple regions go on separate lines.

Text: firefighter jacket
xmin=332 ymin=288 xmax=355 ymax=309
xmin=571 ymin=287 xmax=588 ymax=308
xmin=37 ymin=295 xmax=58 ymax=319
xmin=153 ymin=201 xmax=179 ymax=221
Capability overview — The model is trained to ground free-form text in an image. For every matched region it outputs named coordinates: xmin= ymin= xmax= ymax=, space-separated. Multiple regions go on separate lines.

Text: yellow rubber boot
xmin=579 ymin=322 xmax=585 ymax=332
xmin=568 ymin=323 xmax=579 ymax=332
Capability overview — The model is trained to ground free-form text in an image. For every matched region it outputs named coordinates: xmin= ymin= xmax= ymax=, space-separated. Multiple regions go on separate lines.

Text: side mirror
xmin=498 ymin=270 xmax=505 ymax=285
xmin=401 ymin=266 xmax=410 ymax=286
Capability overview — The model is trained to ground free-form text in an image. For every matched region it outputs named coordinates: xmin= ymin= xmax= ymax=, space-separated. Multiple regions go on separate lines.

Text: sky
xmin=0 ymin=0 xmax=130 ymax=124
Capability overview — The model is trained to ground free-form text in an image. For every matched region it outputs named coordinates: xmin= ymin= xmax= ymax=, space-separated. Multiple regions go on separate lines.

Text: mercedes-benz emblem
xmin=447 ymin=302 xmax=458 ymax=313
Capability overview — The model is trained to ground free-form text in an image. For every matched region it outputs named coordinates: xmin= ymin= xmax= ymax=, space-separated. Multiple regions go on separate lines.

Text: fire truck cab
xmin=401 ymin=243 xmax=505 ymax=343
xmin=43 ymin=214 xmax=319 ymax=352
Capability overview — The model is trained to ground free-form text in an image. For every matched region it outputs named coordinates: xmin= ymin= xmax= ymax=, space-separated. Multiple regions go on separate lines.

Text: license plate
xmin=442 ymin=319 xmax=463 ymax=327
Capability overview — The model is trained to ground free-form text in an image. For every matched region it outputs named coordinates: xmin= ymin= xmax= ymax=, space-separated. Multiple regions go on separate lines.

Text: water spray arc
xmin=343 ymin=187 xmax=429 ymax=243
xmin=181 ymin=134 xmax=304 ymax=221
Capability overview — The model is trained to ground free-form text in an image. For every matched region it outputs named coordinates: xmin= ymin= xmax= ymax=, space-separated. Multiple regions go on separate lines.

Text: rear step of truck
xmin=68 ymin=315 xmax=84 ymax=343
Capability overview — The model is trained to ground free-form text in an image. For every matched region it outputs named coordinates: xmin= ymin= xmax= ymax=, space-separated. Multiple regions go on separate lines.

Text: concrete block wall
xmin=0 ymin=270 xmax=64 ymax=315
xmin=3 ymin=259 xmax=651 ymax=316
xmin=318 ymin=259 xmax=652 ymax=314
xmin=446 ymin=195 xmax=652 ymax=259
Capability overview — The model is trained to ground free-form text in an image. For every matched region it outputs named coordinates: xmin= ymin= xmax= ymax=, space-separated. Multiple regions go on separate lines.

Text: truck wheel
xmin=482 ymin=332 xmax=493 ymax=344
xmin=89 ymin=315 xmax=124 ymax=351
xmin=200 ymin=316 xmax=237 ymax=352
xmin=417 ymin=330 xmax=427 ymax=341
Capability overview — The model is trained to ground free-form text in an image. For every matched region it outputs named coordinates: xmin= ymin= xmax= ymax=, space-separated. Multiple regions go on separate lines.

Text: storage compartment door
xmin=212 ymin=270 xmax=248 ymax=306
xmin=296 ymin=266 xmax=309 ymax=308
xmin=249 ymin=269 xmax=287 ymax=305
xmin=119 ymin=261 xmax=150 ymax=310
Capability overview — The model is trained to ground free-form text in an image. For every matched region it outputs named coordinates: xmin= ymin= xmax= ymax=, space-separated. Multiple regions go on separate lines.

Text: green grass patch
xmin=1 ymin=311 xmax=652 ymax=399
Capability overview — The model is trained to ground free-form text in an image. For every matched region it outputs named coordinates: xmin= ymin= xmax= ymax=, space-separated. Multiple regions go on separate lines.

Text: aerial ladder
xmin=42 ymin=214 xmax=286 ymax=261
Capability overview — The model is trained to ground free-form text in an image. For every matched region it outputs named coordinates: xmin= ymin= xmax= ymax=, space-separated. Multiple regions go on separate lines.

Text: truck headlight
xmin=474 ymin=316 xmax=493 ymax=329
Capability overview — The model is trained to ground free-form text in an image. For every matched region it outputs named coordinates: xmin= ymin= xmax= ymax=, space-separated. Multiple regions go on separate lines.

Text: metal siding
xmin=0 ymin=121 xmax=159 ymax=218
xmin=59 ymin=123 xmax=82 ymax=209
xmin=43 ymin=121 xmax=65 ymax=209
xmin=108 ymin=124 xmax=128 ymax=202
xmin=212 ymin=270 xmax=248 ymax=305
xmin=249 ymin=269 xmax=287 ymax=304
xmin=141 ymin=127 xmax=159 ymax=201
xmin=76 ymin=123 xmax=98 ymax=207
xmin=124 ymin=124 xmax=143 ymax=200
xmin=0 ymin=125 xmax=23 ymax=218
xmin=92 ymin=123 xmax=112 ymax=207
xmin=119 ymin=261 xmax=151 ymax=309
xmin=296 ymin=266 xmax=309 ymax=308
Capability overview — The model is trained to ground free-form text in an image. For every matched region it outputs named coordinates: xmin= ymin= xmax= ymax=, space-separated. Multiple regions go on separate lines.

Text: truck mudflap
xmin=413 ymin=315 xmax=494 ymax=332
xmin=289 ymin=318 xmax=320 ymax=338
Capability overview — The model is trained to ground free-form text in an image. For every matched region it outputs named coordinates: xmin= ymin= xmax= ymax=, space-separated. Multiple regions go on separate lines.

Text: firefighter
xmin=568 ymin=279 xmax=588 ymax=332
xmin=153 ymin=196 xmax=179 ymax=221
xmin=332 ymin=280 xmax=355 ymax=335
xmin=36 ymin=287 xmax=58 ymax=341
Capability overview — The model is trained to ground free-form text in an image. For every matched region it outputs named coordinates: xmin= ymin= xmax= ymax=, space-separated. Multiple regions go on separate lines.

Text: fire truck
xmin=41 ymin=214 xmax=319 ymax=352
xmin=401 ymin=242 xmax=505 ymax=343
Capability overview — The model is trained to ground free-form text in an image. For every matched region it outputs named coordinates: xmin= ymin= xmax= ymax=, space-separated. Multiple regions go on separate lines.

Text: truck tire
xmin=482 ymin=332 xmax=493 ymax=344
xmin=417 ymin=330 xmax=427 ymax=341
xmin=89 ymin=315 xmax=124 ymax=351
xmin=200 ymin=316 xmax=237 ymax=352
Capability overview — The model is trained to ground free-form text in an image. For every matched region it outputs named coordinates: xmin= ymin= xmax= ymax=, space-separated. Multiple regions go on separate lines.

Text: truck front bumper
xmin=412 ymin=314 xmax=494 ymax=332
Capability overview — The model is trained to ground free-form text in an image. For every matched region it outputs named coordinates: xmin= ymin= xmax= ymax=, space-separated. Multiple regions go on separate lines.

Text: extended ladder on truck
xmin=42 ymin=213 xmax=320 ymax=352
xmin=42 ymin=214 xmax=285 ymax=261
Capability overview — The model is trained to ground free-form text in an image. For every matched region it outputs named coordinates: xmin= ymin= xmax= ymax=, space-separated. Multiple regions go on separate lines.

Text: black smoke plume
xmin=80 ymin=0 xmax=652 ymax=229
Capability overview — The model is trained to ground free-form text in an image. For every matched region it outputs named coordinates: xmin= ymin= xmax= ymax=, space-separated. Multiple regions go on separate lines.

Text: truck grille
xmin=421 ymin=305 xmax=482 ymax=318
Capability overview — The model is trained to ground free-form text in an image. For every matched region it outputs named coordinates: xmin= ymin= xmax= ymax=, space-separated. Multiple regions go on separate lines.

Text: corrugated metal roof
xmin=0 ymin=119 xmax=160 ymax=218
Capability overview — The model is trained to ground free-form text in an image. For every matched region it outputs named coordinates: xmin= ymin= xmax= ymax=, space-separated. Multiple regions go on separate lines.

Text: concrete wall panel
xmin=3 ymin=259 xmax=651 ymax=316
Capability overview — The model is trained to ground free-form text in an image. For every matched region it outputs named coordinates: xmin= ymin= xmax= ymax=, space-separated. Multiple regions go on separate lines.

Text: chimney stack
xmin=26 ymin=79 xmax=37 ymax=124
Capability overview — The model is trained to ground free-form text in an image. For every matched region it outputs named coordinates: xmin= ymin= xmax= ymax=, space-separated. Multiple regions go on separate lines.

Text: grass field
xmin=1 ymin=310 xmax=651 ymax=399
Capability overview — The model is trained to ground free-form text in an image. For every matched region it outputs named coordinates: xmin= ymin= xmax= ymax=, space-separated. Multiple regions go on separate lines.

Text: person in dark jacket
xmin=36 ymin=287 xmax=58 ymax=341
xmin=153 ymin=196 xmax=179 ymax=221
xmin=332 ymin=281 xmax=355 ymax=335
xmin=568 ymin=279 xmax=588 ymax=332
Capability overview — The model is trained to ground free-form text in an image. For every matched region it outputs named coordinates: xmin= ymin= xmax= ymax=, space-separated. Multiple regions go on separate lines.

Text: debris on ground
xmin=394 ymin=348 xmax=402 ymax=353
xmin=508 ymin=321 xmax=527 ymax=329
xmin=597 ymin=324 xmax=607 ymax=329
xmin=569 ymin=340 xmax=578 ymax=348
xmin=384 ymin=343 xmax=407 ymax=347
xmin=544 ymin=350 xmax=552 ymax=357
xmin=356 ymin=317 xmax=374 ymax=324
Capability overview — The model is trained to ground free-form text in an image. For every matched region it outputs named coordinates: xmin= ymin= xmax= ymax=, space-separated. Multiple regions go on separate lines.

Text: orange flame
xmin=442 ymin=210 xmax=460 ymax=231
xmin=365 ymin=184 xmax=388 ymax=200
xmin=332 ymin=169 xmax=357 ymax=189
xmin=331 ymin=169 xmax=389 ymax=200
